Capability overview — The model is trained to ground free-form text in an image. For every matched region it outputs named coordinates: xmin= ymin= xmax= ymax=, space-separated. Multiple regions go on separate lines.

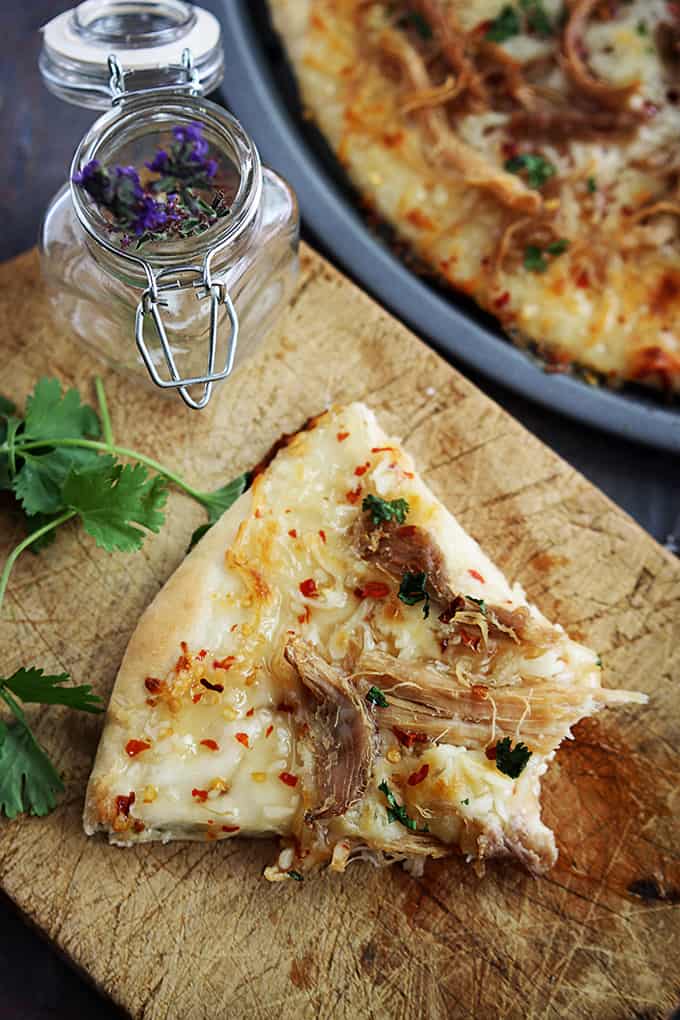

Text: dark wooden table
xmin=1 ymin=2 xmax=678 ymax=1018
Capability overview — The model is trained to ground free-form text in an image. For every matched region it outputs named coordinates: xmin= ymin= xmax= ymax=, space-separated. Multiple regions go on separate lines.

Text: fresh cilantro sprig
xmin=366 ymin=685 xmax=389 ymax=708
xmin=0 ymin=376 xmax=249 ymax=819
xmin=485 ymin=0 xmax=552 ymax=43
xmin=378 ymin=780 xmax=428 ymax=832
xmin=494 ymin=737 xmax=532 ymax=779
xmin=362 ymin=494 xmax=410 ymax=527
xmin=398 ymin=571 xmax=430 ymax=618
xmin=524 ymin=239 xmax=569 ymax=273
xmin=504 ymin=153 xmax=555 ymax=190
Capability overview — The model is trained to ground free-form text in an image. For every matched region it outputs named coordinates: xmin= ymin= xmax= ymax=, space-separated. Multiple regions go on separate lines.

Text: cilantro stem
xmin=94 ymin=377 xmax=114 ymax=447
xmin=3 ymin=437 xmax=211 ymax=508
xmin=0 ymin=510 xmax=77 ymax=616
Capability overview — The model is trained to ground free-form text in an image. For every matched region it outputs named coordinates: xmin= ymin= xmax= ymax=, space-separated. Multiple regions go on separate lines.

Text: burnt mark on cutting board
xmin=628 ymin=877 xmax=680 ymax=905
xmin=289 ymin=953 xmax=317 ymax=990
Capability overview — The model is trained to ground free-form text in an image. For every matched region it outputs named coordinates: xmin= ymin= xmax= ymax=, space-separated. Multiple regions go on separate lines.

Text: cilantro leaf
xmin=2 ymin=668 xmax=102 ymax=713
xmin=378 ymin=780 xmax=427 ymax=832
xmin=12 ymin=448 xmax=104 ymax=516
xmin=366 ymin=686 xmax=388 ymax=708
xmin=494 ymin=737 xmax=532 ymax=778
xmin=62 ymin=461 xmax=167 ymax=552
xmin=504 ymin=153 xmax=555 ymax=190
xmin=398 ymin=571 xmax=430 ymax=618
xmin=587 ymin=176 xmax=597 ymax=193
xmin=485 ymin=5 xmax=521 ymax=42
xmin=23 ymin=378 xmax=100 ymax=443
xmin=520 ymin=0 xmax=552 ymax=36
xmin=362 ymin=494 xmax=410 ymax=527
xmin=188 ymin=472 xmax=249 ymax=550
xmin=0 ymin=693 xmax=64 ymax=818
xmin=524 ymin=245 xmax=549 ymax=273
xmin=546 ymin=239 xmax=569 ymax=255
xmin=0 ymin=395 xmax=16 ymax=417
xmin=468 ymin=596 xmax=487 ymax=616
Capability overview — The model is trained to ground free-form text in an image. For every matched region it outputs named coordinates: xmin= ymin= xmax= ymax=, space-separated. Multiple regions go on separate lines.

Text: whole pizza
xmin=269 ymin=0 xmax=680 ymax=392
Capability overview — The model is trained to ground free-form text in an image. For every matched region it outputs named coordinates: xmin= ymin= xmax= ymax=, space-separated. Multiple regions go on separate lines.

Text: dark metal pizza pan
xmin=218 ymin=0 xmax=680 ymax=454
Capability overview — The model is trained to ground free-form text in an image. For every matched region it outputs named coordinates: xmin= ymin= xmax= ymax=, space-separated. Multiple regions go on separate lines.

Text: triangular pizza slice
xmin=84 ymin=403 xmax=645 ymax=879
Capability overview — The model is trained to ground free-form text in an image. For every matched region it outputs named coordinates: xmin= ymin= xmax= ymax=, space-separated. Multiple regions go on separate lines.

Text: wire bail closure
xmin=107 ymin=48 xmax=200 ymax=105
xmin=134 ymin=257 xmax=239 ymax=410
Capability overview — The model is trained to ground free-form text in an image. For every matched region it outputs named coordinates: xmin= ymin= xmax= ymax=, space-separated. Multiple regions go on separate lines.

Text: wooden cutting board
xmin=0 ymin=246 xmax=678 ymax=1020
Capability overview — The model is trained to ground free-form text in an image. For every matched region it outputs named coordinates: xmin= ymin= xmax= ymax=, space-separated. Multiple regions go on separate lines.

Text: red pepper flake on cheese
xmin=115 ymin=792 xmax=135 ymax=816
xmin=213 ymin=656 xmax=236 ymax=671
xmin=200 ymin=739 xmax=219 ymax=751
xmin=192 ymin=788 xmax=209 ymax=802
xmin=371 ymin=446 xmax=395 ymax=453
xmin=246 ymin=707 xmax=254 ymax=717
xmin=144 ymin=676 xmax=164 ymax=694
xmin=201 ymin=678 xmax=224 ymax=693
xmin=175 ymin=641 xmax=191 ymax=673
xmin=494 ymin=291 xmax=510 ymax=309
xmin=196 ymin=649 xmax=207 ymax=660
xmin=485 ymin=744 xmax=498 ymax=761
xmin=265 ymin=725 xmax=274 ymax=738
xmin=468 ymin=569 xmax=486 ymax=583
xmin=222 ymin=824 xmax=240 ymax=833
xmin=125 ymin=739 xmax=151 ymax=757
xmin=299 ymin=578 xmax=319 ymax=598
xmin=393 ymin=727 xmax=429 ymax=749
xmin=354 ymin=462 xmax=370 ymax=476
xmin=408 ymin=763 xmax=430 ymax=787
xmin=235 ymin=732 xmax=250 ymax=748
xmin=279 ymin=772 xmax=299 ymax=788
xmin=192 ymin=693 xmax=203 ymax=704
xmin=346 ymin=485 xmax=362 ymax=504
xmin=318 ymin=529 xmax=326 ymax=543
xmin=337 ymin=431 xmax=349 ymax=442
xmin=471 ymin=684 xmax=489 ymax=701
xmin=288 ymin=528 xmax=298 ymax=538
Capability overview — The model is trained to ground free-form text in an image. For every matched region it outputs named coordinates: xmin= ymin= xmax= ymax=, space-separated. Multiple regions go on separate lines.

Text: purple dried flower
xmin=145 ymin=150 xmax=170 ymax=174
xmin=173 ymin=122 xmax=204 ymax=146
xmin=131 ymin=195 xmax=168 ymax=236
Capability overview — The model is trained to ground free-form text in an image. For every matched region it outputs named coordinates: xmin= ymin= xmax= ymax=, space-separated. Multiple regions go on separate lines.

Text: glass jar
xmin=38 ymin=1 xmax=299 ymax=409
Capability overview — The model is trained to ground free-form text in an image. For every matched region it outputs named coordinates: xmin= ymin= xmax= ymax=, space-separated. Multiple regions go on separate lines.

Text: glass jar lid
xmin=40 ymin=0 xmax=224 ymax=109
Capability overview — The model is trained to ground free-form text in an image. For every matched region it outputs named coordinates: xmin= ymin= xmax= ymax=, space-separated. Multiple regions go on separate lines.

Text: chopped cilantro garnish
xmin=636 ymin=20 xmax=647 ymax=35
xmin=524 ymin=239 xmax=569 ymax=272
xmin=596 ymin=655 xmax=603 ymax=668
xmin=587 ymin=176 xmax=597 ymax=193
xmin=461 ymin=798 xmax=470 ymax=806
xmin=494 ymin=737 xmax=532 ymax=779
xmin=468 ymin=596 xmax=487 ymax=616
xmin=485 ymin=5 xmax=521 ymax=42
xmin=546 ymin=239 xmax=569 ymax=256
xmin=504 ymin=153 xmax=555 ymax=190
xmin=366 ymin=685 xmax=389 ymax=708
xmin=398 ymin=571 xmax=430 ymax=618
xmin=288 ymin=870 xmax=304 ymax=882
xmin=378 ymin=779 xmax=424 ymax=831
xmin=362 ymin=493 xmax=410 ymax=527
xmin=524 ymin=245 xmax=548 ymax=273
xmin=520 ymin=0 xmax=553 ymax=37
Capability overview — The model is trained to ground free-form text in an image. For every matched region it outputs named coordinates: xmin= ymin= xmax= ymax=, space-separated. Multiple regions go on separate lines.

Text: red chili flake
xmin=246 ymin=707 xmax=254 ymax=717
xmin=297 ymin=605 xmax=311 ymax=625
xmin=299 ymin=578 xmax=319 ymax=598
xmin=132 ymin=819 xmax=145 ymax=833
xmin=192 ymin=693 xmax=203 ymax=704
xmin=200 ymin=739 xmax=219 ymax=751
xmin=471 ymin=684 xmax=489 ymax=702
xmin=408 ymin=763 xmax=430 ymax=787
xmin=346 ymin=485 xmax=362 ymax=504
xmin=494 ymin=291 xmax=510 ymax=309
xmin=125 ymin=739 xmax=151 ymax=757
xmin=277 ymin=702 xmax=295 ymax=713
xmin=235 ymin=732 xmax=250 ymax=748
xmin=201 ymin=678 xmax=225 ymax=693
xmin=355 ymin=581 xmax=391 ymax=599
xmin=222 ymin=824 xmax=240 ymax=832
xmin=393 ymin=727 xmax=429 ymax=749
xmin=255 ymin=508 xmax=263 ymax=518
xmin=192 ymin=788 xmax=209 ymax=802
xmin=288 ymin=528 xmax=298 ymax=538
xmin=144 ymin=676 xmax=163 ymax=694
xmin=468 ymin=569 xmax=486 ymax=583
xmin=279 ymin=771 xmax=299 ymax=787
xmin=575 ymin=269 xmax=590 ymax=288
xmin=337 ymin=431 xmax=350 ymax=442
xmin=213 ymin=656 xmax=236 ymax=671
xmin=196 ymin=649 xmax=207 ymax=660
xmin=265 ymin=725 xmax=274 ymax=738
xmin=208 ymin=819 xmax=214 ymax=824
xmin=371 ymin=446 xmax=395 ymax=453
xmin=461 ymin=631 xmax=480 ymax=652
xmin=502 ymin=140 xmax=519 ymax=160
xmin=318 ymin=529 xmax=326 ymax=543
xmin=485 ymin=744 xmax=498 ymax=761
xmin=115 ymin=792 xmax=135 ymax=817
xmin=402 ymin=471 xmax=414 ymax=479
xmin=354 ymin=462 xmax=370 ymax=476
xmin=175 ymin=641 xmax=191 ymax=673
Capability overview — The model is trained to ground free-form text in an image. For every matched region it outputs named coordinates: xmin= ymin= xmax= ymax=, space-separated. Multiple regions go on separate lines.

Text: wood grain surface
xmin=0 ymin=246 xmax=678 ymax=1020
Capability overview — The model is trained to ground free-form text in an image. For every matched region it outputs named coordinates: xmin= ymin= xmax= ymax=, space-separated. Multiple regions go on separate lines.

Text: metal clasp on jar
xmin=135 ymin=260 xmax=239 ymax=410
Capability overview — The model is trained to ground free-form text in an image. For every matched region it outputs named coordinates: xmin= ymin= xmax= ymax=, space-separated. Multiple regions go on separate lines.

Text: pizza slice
xmin=84 ymin=403 xmax=645 ymax=879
